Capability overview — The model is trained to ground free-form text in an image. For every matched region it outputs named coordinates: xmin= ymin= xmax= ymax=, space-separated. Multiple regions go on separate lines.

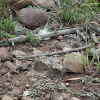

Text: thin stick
xmin=17 ymin=44 xmax=91 ymax=60
xmin=88 ymin=24 xmax=100 ymax=34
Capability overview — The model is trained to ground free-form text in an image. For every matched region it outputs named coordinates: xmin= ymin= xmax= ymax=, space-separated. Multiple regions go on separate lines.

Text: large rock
xmin=62 ymin=52 xmax=84 ymax=73
xmin=19 ymin=8 xmax=48 ymax=29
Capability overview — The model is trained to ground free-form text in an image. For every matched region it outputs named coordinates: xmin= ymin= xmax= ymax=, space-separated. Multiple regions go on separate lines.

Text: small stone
xmin=0 ymin=53 xmax=13 ymax=62
xmin=32 ymin=48 xmax=42 ymax=55
xmin=4 ymin=61 xmax=17 ymax=73
xmin=70 ymin=97 xmax=81 ymax=100
xmin=47 ymin=78 xmax=53 ymax=83
xmin=6 ymin=72 xmax=11 ymax=78
xmin=21 ymin=96 xmax=33 ymax=100
xmin=56 ymin=42 xmax=71 ymax=50
xmin=0 ymin=47 xmax=8 ymax=54
xmin=51 ymin=92 xmax=63 ymax=100
xmin=25 ymin=84 xmax=30 ymax=88
xmin=17 ymin=62 xmax=32 ymax=71
xmin=45 ymin=94 xmax=50 ymax=99
xmin=51 ymin=21 xmax=60 ymax=30
xmin=14 ymin=59 xmax=22 ymax=67
xmin=13 ymin=97 xmax=18 ymax=100
xmin=1 ymin=69 xmax=8 ymax=75
xmin=15 ymin=81 xmax=20 ymax=86
xmin=60 ymin=82 xmax=66 ymax=88
xmin=3 ymin=82 xmax=10 ymax=86
xmin=35 ymin=97 xmax=40 ymax=100
xmin=2 ymin=95 xmax=13 ymax=100
xmin=61 ymin=92 xmax=70 ymax=100
xmin=35 ymin=0 xmax=54 ymax=7
xmin=65 ymin=83 xmax=69 ymax=87
xmin=12 ymin=50 xmax=26 ymax=57
xmin=57 ymin=35 xmax=63 ymax=40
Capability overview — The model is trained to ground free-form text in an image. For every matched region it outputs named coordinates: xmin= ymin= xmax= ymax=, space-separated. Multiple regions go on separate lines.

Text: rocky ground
xmin=0 ymin=0 xmax=100 ymax=100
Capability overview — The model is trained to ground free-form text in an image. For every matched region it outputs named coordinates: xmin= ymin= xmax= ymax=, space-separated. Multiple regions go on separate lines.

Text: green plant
xmin=26 ymin=31 xmax=39 ymax=44
xmin=65 ymin=0 xmax=99 ymax=74
xmin=0 ymin=15 xmax=15 ymax=33
xmin=0 ymin=0 xmax=3 ymax=10
xmin=0 ymin=15 xmax=16 ymax=38
xmin=60 ymin=0 xmax=99 ymax=23
xmin=0 ymin=40 xmax=11 ymax=47
xmin=66 ymin=39 xmax=100 ymax=74
xmin=84 ymin=4 xmax=99 ymax=74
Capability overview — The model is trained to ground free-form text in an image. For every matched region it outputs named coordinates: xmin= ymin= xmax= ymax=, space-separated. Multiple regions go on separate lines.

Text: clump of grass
xmin=0 ymin=15 xmax=16 ymax=38
xmin=0 ymin=0 xmax=3 ymax=10
xmin=31 ymin=78 xmax=70 ymax=99
xmin=64 ymin=0 xmax=100 ymax=74
xmin=26 ymin=31 xmax=40 ymax=44
xmin=0 ymin=15 xmax=15 ymax=33
xmin=60 ymin=0 xmax=99 ymax=23
xmin=0 ymin=0 xmax=12 ymax=18
xmin=0 ymin=0 xmax=16 ymax=38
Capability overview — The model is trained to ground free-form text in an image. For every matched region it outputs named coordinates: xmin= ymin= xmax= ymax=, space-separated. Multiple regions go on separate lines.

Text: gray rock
xmin=17 ymin=62 xmax=32 ymax=71
xmin=34 ymin=56 xmax=63 ymax=72
xmin=19 ymin=8 xmax=48 ymax=29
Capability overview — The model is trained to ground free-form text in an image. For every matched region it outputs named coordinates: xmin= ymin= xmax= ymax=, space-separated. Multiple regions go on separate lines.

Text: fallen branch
xmin=17 ymin=44 xmax=91 ymax=60
xmin=36 ymin=28 xmax=77 ymax=40
xmin=8 ymin=35 xmax=27 ymax=45
xmin=92 ymin=91 xmax=100 ymax=98
xmin=7 ymin=28 xmax=77 ymax=45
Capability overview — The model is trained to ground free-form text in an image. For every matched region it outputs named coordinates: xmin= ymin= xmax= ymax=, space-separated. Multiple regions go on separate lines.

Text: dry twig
xmin=17 ymin=44 xmax=91 ymax=60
